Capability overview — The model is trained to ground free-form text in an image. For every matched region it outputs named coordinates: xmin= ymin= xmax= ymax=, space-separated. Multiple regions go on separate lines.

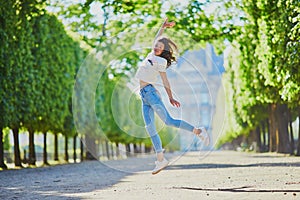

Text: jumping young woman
xmin=135 ymin=18 xmax=210 ymax=175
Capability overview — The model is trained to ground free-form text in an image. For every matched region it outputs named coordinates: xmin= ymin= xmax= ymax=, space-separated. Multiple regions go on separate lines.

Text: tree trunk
xmin=12 ymin=128 xmax=22 ymax=167
xmin=145 ymin=146 xmax=152 ymax=153
xmin=133 ymin=144 xmax=138 ymax=153
xmin=80 ymin=135 xmax=84 ymax=161
xmin=0 ymin=129 xmax=7 ymax=169
xmin=269 ymin=104 xmax=277 ymax=152
xmin=125 ymin=144 xmax=131 ymax=157
xmin=255 ymin=126 xmax=262 ymax=152
xmin=261 ymin=121 xmax=267 ymax=152
xmin=296 ymin=107 xmax=300 ymax=156
xmin=73 ymin=135 xmax=77 ymax=163
xmin=64 ymin=135 xmax=69 ymax=162
xmin=275 ymin=104 xmax=291 ymax=153
xmin=289 ymin=115 xmax=295 ymax=155
xmin=28 ymin=128 xmax=36 ymax=165
xmin=115 ymin=142 xmax=120 ymax=158
xmin=101 ymin=141 xmax=106 ymax=158
xmin=43 ymin=132 xmax=49 ymax=165
xmin=105 ymin=140 xmax=110 ymax=159
xmin=266 ymin=119 xmax=270 ymax=152
xmin=85 ymin=134 xmax=97 ymax=160
xmin=110 ymin=142 xmax=114 ymax=159
xmin=54 ymin=133 xmax=59 ymax=161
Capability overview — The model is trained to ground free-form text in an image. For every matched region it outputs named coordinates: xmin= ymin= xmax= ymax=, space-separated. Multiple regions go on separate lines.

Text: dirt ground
xmin=1 ymin=151 xmax=300 ymax=200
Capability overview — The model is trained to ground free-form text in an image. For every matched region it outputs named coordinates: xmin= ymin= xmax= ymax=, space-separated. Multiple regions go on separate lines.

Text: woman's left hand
xmin=170 ymin=98 xmax=181 ymax=107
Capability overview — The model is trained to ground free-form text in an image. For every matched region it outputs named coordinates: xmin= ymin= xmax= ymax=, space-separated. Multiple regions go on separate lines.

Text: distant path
xmin=1 ymin=151 xmax=300 ymax=200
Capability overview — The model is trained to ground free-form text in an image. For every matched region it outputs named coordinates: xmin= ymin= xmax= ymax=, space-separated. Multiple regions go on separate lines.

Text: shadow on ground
xmin=0 ymin=161 xmax=131 ymax=200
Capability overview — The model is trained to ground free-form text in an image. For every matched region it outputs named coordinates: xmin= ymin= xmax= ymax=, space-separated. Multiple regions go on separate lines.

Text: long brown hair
xmin=157 ymin=37 xmax=178 ymax=67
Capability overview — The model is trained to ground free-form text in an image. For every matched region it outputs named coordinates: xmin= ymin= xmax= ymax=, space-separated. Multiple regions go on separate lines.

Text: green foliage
xmin=30 ymin=14 xmax=83 ymax=135
xmin=108 ymin=77 xmax=148 ymax=144
xmin=254 ymin=0 xmax=300 ymax=104
xmin=0 ymin=0 xmax=86 ymax=137
xmin=0 ymin=0 xmax=16 ymax=129
xmin=73 ymin=50 xmax=105 ymax=139
xmin=0 ymin=0 xmax=38 ymax=130
xmin=219 ymin=0 xmax=300 ymax=148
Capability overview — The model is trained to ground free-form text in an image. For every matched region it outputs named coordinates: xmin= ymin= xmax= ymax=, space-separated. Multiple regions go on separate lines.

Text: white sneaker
xmin=152 ymin=158 xmax=169 ymax=175
xmin=197 ymin=127 xmax=210 ymax=146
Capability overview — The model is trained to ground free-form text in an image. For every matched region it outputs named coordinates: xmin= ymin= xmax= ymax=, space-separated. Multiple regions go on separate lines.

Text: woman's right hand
xmin=163 ymin=19 xmax=175 ymax=28
xmin=154 ymin=18 xmax=175 ymax=43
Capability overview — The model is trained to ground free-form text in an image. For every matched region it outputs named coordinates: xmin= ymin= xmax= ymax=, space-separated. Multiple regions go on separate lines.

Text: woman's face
xmin=154 ymin=41 xmax=164 ymax=56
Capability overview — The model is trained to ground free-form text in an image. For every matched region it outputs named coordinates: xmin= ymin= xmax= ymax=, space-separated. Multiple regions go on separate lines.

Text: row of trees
xmin=0 ymin=0 xmax=87 ymax=169
xmin=221 ymin=0 xmax=300 ymax=154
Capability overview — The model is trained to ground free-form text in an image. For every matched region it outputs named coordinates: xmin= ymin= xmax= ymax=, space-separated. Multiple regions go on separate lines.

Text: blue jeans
xmin=139 ymin=84 xmax=194 ymax=153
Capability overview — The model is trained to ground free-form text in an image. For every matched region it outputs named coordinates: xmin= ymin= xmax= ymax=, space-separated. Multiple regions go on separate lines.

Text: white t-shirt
xmin=135 ymin=51 xmax=167 ymax=84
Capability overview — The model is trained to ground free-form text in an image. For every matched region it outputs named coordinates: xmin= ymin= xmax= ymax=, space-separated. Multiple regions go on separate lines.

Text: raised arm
xmin=153 ymin=18 xmax=175 ymax=46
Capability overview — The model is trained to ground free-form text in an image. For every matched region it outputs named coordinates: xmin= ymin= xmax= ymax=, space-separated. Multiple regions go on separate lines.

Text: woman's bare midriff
xmin=140 ymin=80 xmax=151 ymax=89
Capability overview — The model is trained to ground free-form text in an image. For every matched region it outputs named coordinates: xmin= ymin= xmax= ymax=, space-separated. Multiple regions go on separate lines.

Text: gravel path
xmin=1 ymin=151 xmax=300 ymax=200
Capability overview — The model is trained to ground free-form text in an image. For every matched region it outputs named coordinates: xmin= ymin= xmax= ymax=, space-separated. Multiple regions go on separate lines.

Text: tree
xmin=3 ymin=0 xmax=39 ymax=167
xmin=219 ymin=0 xmax=299 ymax=153
xmin=0 ymin=0 xmax=16 ymax=169
xmin=253 ymin=0 xmax=299 ymax=153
